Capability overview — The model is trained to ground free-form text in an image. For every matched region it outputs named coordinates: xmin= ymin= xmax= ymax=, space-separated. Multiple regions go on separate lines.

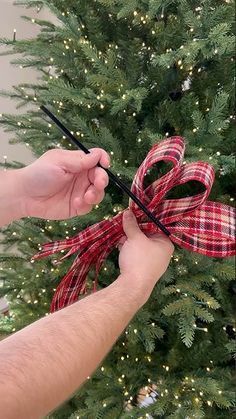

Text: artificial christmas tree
xmin=0 ymin=1 xmax=235 ymax=417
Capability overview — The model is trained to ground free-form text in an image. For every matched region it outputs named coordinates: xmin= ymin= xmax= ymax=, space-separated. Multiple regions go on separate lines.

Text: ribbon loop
xmin=152 ymin=162 xmax=215 ymax=225
xmin=130 ymin=137 xmax=184 ymax=208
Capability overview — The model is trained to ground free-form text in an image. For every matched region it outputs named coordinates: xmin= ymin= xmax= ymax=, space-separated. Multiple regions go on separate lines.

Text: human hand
xmin=19 ymin=148 xmax=110 ymax=220
xmin=118 ymin=210 xmax=174 ymax=303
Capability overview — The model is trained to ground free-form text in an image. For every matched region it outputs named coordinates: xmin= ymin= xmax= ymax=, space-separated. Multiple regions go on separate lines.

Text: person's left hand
xmin=19 ymin=148 xmax=110 ymax=220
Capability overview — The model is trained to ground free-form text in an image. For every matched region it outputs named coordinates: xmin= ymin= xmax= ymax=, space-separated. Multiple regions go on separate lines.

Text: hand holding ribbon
xmin=33 ymin=137 xmax=235 ymax=312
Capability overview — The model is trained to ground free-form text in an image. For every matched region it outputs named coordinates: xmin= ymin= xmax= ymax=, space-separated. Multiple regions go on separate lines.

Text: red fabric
xmin=33 ymin=137 xmax=236 ymax=312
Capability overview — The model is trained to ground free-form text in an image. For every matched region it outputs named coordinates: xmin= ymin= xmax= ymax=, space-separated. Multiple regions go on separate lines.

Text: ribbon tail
xmin=170 ymin=201 xmax=236 ymax=257
xmin=50 ymin=253 xmax=94 ymax=312
xmin=50 ymin=225 xmax=123 ymax=312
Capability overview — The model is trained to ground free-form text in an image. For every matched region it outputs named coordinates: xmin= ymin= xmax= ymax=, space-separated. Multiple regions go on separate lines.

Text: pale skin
xmin=0 ymin=148 xmax=174 ymax=418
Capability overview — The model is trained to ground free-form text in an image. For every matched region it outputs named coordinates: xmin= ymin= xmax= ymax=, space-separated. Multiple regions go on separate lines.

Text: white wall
xmin=0 ymin=0 xmax=53 ymax=165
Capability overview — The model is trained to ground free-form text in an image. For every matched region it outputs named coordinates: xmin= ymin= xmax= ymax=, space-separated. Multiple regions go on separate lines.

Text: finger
xmin=73 ymin=197 xmax=93 ymax=215
xmin=54 ymin=149 xmax=109 ymax=174
xmin=147 ymin=233 xmax=175 ymax=255
xmin=123 ymin=210 xmax=143 ymax=239
xmin=88 ymin=167 xmax=109 ymax=190
xmin=90 ymin=148 xmax=110 ymax=168
xmin=117 ymin=236 xmax=126 ymax=251
xmin=84 ymin=185 xmax=105 ymax=205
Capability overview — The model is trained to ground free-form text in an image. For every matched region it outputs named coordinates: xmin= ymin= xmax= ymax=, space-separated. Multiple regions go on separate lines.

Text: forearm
xmin=0 ymin=169 xmax=25 ymax=226
xmin=0 ymin=275 xmax=148 ymax=418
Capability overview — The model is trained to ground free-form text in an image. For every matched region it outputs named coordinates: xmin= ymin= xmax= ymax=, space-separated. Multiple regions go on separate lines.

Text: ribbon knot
xmin=34 ymin=137 xmax=235 ymax=312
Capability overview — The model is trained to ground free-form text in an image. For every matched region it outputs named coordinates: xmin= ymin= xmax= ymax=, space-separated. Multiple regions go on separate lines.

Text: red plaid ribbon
xmin=33 ymin=137 xmax=236 ymax=312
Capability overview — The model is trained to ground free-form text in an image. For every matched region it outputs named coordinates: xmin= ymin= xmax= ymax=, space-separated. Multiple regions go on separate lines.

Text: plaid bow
xmin=33 ymin=137 xmax=236 ymax=312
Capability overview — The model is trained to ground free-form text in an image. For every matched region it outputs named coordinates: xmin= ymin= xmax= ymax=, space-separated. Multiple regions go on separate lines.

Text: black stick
xmin=40 ymin=105 xmax=170 ymax=237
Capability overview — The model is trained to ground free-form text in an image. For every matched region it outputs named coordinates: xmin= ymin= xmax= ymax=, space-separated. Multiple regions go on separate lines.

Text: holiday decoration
xmin=1 ymin=0 xmax=235 ymax=416
xmin=33 ymin=137 xmax=235 ymax=312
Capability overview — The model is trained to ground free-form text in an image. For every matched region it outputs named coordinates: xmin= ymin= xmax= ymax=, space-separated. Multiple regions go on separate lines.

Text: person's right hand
xmin=118 ymin=210 xmax=174 ymax=304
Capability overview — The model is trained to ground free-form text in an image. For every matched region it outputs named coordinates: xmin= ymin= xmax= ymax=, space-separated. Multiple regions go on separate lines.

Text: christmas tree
xmin=0 ymin=0 xmax=235 ymax=417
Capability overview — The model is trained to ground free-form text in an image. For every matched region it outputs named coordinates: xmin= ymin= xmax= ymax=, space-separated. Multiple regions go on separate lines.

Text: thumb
xmin=63 ymin=150 xmax=101 ymax=173
xmin=55 ymin=149 xmax=109 ymax=173
xmin=123 ymin=210 xmax=142 ymax=239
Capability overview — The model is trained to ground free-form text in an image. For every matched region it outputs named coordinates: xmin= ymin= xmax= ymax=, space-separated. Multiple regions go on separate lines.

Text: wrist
xmin=116 ymin=274 xmax=153 ymax=308
xmin=0 ymin=169 xmax=27 ymax=226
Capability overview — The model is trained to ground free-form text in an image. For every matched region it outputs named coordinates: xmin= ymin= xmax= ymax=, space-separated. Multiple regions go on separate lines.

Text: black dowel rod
xmin=40 ymin=105 xmax=170 ymax=237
